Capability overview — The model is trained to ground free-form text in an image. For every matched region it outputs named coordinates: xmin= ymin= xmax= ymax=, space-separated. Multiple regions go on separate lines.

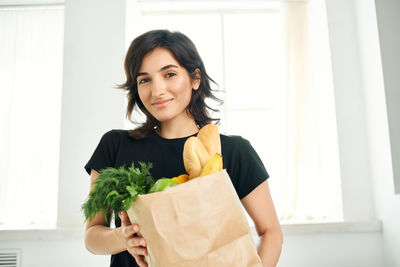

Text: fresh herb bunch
xmin=82 ymin=161 xmax=155 ymax=224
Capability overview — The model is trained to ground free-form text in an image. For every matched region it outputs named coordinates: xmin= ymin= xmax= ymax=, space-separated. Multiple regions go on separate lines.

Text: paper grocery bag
xmin=126 ymin=169 xmax=262 ymax=267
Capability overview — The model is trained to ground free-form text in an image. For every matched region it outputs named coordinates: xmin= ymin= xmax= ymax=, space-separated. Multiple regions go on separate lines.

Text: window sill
xmin=0 ymin=220 xmax=382 ymax=241
xmin=0 ymin=227 xmax=84 ymax=241
xmin=251 ymin=219 xmax=382 ymax=236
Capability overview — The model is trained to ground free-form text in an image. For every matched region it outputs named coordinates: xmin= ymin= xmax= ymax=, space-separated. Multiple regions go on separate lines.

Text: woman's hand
xmin=118 ymin=210 xmax=148 ymax=267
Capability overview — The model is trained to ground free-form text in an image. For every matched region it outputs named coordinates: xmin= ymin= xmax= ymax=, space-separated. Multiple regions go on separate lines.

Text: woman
xmin=84 ymin=29 xmax=283 ymax=267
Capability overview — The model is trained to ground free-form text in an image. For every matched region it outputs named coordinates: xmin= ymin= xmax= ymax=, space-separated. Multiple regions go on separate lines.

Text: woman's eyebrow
xmin=137 ymin=64 xmax=179 ymax=77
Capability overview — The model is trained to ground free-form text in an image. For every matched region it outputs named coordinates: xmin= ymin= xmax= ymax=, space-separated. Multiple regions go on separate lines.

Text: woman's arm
xmin=241 ymin=180 xmax=283 ymax=267
xmin=84 ymin=169 xmax=126 ymax=255
xmin=85 ymin=218 xmax=127 ymax=255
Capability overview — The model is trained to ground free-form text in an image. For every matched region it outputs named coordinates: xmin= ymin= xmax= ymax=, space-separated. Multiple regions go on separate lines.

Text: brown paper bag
xmin=126 ymin=169 xmax=262 ymax=267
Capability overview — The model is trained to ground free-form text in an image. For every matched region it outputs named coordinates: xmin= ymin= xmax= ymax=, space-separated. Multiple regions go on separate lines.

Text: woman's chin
xmin=151 ymin=109 xmax=190 ymax=124
xmin=153 ymin=114 xmax=173 ymax=123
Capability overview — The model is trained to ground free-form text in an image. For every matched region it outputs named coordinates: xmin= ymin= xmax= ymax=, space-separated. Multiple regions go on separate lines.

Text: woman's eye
xmin=138 ymin=78 xmax=149 ymax=84
xmin=166 ymin=72 xmax=176 ymax=78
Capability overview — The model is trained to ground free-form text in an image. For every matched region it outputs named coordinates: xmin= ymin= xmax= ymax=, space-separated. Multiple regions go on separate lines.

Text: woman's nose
xmin=150 ymin=77 xmax=167 ymax=97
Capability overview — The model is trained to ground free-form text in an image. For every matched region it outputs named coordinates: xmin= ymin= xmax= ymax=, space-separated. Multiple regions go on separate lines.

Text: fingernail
xmin=133 ymin=225 xmax=138 ymax=231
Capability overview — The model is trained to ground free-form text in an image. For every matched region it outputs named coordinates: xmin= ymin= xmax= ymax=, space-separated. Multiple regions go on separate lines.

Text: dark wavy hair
xmin=117 ymin=29 xmax=223 ymax=139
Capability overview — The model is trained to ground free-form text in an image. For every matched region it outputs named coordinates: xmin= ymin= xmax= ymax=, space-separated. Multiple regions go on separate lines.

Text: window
xmin=0 ymin=5 xmax=64 ymax=229
xmin=125 ymin=0 xmax=342 ymax=224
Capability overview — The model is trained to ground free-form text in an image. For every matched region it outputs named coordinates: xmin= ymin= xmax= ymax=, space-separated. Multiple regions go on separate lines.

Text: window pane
xmin=223 ymin=12 xmax=284 ymax=110
xmin=225 ymin=110 xmax=286 ymax=183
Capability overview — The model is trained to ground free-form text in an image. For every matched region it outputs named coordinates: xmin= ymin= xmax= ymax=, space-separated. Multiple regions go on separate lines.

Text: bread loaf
xmin=183 ymin=136 xmax=210 ymax=179
xmin=196 ymin=124 xmax=221 ymax=156
xmin=183 ymin=124 xmax=222 ymax=179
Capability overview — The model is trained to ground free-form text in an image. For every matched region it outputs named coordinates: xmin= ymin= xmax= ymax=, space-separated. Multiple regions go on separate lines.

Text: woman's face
xmin=136 ymin=47 xmax=200 ymax=124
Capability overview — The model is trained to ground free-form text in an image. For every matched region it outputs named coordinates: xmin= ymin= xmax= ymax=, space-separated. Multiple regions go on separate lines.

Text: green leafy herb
xmin=81 ymin=161 xmax=154 ymax=224
xmin=148 ymin=178 xmax=179 ymax=194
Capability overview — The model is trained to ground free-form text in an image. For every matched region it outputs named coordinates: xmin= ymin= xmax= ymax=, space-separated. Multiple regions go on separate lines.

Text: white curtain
xmin=0 ymin=6 xmax=64 ymax=229
xmin=280 ymin=1 xmax=342 ymax=223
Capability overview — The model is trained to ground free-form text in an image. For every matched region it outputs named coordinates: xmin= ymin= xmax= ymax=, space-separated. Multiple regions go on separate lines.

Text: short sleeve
xmin=84 ymin=130 xmax=119 ymax=175
xmin=232 ymin=136 xmax=270 ymax=199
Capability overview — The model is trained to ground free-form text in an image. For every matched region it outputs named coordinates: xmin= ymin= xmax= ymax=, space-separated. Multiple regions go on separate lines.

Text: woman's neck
xmin=157 ymin=115 xmax=199 ymax=139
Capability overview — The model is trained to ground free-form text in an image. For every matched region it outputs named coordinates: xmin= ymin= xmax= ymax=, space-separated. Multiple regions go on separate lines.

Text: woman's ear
xmin=192 ymin=68 xmax=201 ymax=90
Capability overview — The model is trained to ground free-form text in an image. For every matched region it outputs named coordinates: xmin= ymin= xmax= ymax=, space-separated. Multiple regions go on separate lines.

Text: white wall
xmin=357 ymin=0 xmax=400 ymax=266
xmin=0 ymin=227 xmax=383 ymax=267
xmin=324 ymin=0 xmax=376 ymax=222
xmin=375 ymin=0 xmax=400 ymax=196
xmin=57 ymin=0 xmax=126 ymax=228
xmin=1 ymin=0 xmax=398 ymax=266
xmin=0 ymin=235 xmax=109 ymax=267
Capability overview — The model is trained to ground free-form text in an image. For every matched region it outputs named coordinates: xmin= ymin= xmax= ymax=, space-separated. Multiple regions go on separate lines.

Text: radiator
xmin=0 ymin=249 xmax=20 ymax=267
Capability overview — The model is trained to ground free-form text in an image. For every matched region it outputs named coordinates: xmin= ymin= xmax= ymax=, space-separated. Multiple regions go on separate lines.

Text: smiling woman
xmin=136 ymin=48 xmax=201 ymax=136
xmin=84 ymin=29 xmax=282 ymax=267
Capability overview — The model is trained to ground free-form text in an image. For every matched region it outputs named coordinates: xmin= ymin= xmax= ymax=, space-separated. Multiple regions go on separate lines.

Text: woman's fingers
xmin=127 ymin=237 xmax=146 ymax=250
xmin=128 ymin=245 xmax=148 ymax=256
xmin=118 ymin=212 xmax=148 ymax=265
xmin=119 ymin=222 xmax=147 ymax=252
xmin=133 ymin=255 xmax=148 ymax=267
xmin=128 ymin=239 xmax=148 ymax=267
xmin=118 ymin=210 xmax=132 ymax=227
xmin=129 ymin=242 xmax=148 ymax=267
xmin=121 ymin=224 xmax=141 ymax=239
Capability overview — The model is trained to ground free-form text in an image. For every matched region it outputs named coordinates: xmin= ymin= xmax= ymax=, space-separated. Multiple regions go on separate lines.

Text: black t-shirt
xmin=84 ymin=129 xmax=269 ymax=267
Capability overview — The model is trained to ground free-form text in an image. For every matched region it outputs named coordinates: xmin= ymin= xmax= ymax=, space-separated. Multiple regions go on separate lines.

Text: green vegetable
xmin=81 ymin=161 xmax=154 ymax=224
xmin=148 ymin=178 xmax=179 ymax=194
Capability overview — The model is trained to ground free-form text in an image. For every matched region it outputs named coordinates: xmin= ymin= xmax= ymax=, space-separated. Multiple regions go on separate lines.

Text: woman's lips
xmin=152 ymin=99 xmax=173 ymax=108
